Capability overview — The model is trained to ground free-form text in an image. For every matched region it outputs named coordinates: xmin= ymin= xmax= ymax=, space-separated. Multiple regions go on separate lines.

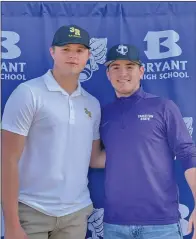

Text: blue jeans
xmin=103 ymin=222 xmax=183 ymax=239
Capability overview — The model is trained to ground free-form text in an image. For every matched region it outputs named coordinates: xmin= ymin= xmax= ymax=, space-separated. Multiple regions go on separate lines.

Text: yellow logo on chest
xmin=84 ymin=108 xmax=92 ymax=118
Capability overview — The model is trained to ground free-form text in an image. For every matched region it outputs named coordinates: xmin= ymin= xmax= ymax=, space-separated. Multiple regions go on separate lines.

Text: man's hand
xmin=185 ymin=168 xmax=196 ymax=239
xmin=188 ymin=207 xmax=196 ymax=239
xmin=5 ymin=225 xmax=28 ymax=239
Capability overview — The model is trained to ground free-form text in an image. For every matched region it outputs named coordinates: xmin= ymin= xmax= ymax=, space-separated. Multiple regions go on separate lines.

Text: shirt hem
xmin=104 ymin=217 xmax=179 ymax=225
xmin=19 ymin=199 xmax=93 ymax=217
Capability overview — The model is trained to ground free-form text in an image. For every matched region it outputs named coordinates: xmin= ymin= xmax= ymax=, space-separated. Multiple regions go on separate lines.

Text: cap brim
xmin=104 ymin=60 xmax=114 ymax=67
xmin=105 ymin=59 xmax=142 ymax=67
xmin=52 ymin=41 xmax=90 ymax=49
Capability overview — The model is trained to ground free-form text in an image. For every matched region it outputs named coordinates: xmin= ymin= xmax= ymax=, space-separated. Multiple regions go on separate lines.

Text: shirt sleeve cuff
xmin=1 ymin=124 xmax=28 ymax=136
xmin=93 ymin=133 xmax=100 ymax=141
xmin=181 ymin=157 xmax=196 ymax=171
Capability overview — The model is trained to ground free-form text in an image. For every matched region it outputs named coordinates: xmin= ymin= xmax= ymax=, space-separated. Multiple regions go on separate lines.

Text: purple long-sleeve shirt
xmin=100 ymin=87 xmax=196 ymax=225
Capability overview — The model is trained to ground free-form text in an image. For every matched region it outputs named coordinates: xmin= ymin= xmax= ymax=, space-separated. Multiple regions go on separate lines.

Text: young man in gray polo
xmin=2 ymin=25 xmax=101 ymax=239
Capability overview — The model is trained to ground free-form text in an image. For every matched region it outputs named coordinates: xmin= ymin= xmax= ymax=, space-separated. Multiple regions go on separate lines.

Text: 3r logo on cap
xmin=69 ymin=27 xmax=81 ymax=38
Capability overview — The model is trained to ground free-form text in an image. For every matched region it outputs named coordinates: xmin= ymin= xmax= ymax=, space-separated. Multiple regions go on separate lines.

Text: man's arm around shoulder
xmin=90 ymin=139 xmax=106 ymax=168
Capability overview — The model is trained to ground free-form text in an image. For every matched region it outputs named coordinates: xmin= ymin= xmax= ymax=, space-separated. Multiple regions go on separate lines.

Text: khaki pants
xmin=18 ymin=202 xmax=93 ymax=239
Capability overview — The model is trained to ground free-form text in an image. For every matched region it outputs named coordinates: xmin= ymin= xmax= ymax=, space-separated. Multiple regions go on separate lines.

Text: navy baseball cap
xmin=52 ymin=25 xmax=90 ymax=49
xmin=105 ymin=44 xmax=142 ymax=67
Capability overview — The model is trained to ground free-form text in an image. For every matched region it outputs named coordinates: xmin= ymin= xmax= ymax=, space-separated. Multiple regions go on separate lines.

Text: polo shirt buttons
xmin=69 ymin=98 xmax=75 ymax=124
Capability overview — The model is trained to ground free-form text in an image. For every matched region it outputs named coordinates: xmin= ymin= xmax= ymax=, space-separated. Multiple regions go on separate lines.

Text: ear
xmin=49 ymin=47 xmax=55 ymax=60
xmin=139 ymin=65 xmax=145 ymax=79
xmin=106 ymin=68 xmax=111 ymax=81
xmin=88 ymin=49 xmax=91 ymax=59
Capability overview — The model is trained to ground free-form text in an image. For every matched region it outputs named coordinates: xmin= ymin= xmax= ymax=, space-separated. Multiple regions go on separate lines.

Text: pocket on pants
xmin=143 ymin=223 xmax=183 ymax=239
xmin=84 ymin=204 xmax=94 ymax=218
xmin=177 ymin=222 xmax=183 ymax=238
xmin=18 ymin=202 xmax=55 ymax=235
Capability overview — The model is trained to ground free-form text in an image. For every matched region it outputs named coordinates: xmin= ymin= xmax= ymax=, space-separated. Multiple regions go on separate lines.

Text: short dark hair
xmin=107 ymin=61 xmax=142 ymax=71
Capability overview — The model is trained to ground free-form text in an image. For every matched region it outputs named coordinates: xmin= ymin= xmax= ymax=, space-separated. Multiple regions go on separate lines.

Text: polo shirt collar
xmin=44 ymin=70 xmax=87 ymax=97
xmin=116 ymin=86 xmax=145 ymax=101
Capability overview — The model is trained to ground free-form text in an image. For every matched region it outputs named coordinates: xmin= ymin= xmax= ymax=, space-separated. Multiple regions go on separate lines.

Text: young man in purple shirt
xmin=90 ymin=44 xmax=196 ymax=239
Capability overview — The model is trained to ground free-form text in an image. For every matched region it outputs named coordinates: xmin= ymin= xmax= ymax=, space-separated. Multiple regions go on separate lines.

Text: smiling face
xmin=50 ymin=44 xmax=90 ymax=76
xmin=107 ymin=60 xmax=144 ymax=97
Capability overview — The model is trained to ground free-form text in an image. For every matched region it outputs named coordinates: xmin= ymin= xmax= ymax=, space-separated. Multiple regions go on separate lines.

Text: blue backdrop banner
xmin=1 ymin=2 xmax=196 ymax=239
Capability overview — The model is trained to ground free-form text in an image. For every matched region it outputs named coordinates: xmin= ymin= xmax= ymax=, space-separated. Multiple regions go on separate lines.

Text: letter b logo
xmin=144 ymin=30 xmax=182 ymax=60
xmin=1 ymin=31 xmax=21 ymax=59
